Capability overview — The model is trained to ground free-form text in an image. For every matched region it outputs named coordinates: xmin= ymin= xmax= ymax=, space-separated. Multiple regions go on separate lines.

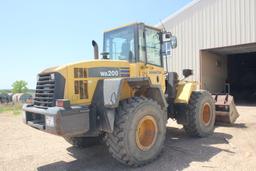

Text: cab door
xmin=142 ymin=27 xmax=165 ymax=93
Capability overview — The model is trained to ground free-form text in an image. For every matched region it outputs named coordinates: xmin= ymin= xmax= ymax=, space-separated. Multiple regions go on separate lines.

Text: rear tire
xmin=104 ymin=97 xmax=167 ymax=167
xmin=64 ymin=136 xmax=100 ymax=148
xmin=183 ymin=91 xmax=216 ymax=137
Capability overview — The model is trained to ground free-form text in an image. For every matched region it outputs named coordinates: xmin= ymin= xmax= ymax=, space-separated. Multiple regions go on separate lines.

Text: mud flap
xmin=212 ymin=94 xmax=239 ymax=124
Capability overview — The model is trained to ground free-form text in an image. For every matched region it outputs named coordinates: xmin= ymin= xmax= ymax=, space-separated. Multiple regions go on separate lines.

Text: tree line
xmin=0 ymin=80 xmax=28 ymax=94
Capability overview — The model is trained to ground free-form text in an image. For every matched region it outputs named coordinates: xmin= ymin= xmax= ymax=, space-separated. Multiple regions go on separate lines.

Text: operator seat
xmin=120 ymin=42 xmax=133 ymax=61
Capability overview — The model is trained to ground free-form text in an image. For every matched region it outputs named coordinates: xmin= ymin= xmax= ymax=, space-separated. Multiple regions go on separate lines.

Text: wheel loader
xmin=23 ymin=22 xmax=239 ymax=167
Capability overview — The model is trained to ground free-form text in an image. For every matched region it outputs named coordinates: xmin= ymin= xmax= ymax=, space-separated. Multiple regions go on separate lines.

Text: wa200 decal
xmin=88 ymin=67 xmax=129 ymax=77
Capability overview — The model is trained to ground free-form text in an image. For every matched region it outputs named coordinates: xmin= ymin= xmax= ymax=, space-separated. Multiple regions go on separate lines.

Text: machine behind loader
xmin=23 ymin=22 xmax=239 ymax=167
xmin=213 ymin=94 xmax=239 ymax=124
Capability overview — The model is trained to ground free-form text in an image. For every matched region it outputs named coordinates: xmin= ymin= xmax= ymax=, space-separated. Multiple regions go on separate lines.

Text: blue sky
xmin=0 ymin=0 xmax=191 ymax=89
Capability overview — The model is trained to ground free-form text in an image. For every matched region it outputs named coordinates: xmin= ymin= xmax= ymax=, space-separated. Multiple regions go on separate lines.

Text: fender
xmin=175 ymin=81 xmax=197 ymax=104
xmin=103 ymin=78 xmax=124 ymax=108
xmin=92 ymin=77 xmax=168 ymax=133
xmin=103 ymin=77 xmax=167 ymax=108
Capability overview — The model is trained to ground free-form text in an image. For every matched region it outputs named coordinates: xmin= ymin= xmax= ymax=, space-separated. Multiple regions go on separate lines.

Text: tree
xmin=12 ymin=80 xmax=28 ymax=93
xmin=0 ymin=90 xmax=10 ymax=94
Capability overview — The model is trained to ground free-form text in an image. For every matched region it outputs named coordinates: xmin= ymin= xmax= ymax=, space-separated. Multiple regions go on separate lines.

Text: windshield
xmin=103 ymin=26 xmax=135 ymax=61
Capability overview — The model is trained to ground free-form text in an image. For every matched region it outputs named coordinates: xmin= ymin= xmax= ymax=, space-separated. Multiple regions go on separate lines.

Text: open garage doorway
xmin=201 ymin=43 xmax=256 ymax=104
xmin=228 ymin=52 xmax=256 ymax=103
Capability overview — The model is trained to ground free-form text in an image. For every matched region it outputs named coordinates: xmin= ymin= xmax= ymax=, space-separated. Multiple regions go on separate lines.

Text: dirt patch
xmin=0 ymin=106 xmax=256 ymax=171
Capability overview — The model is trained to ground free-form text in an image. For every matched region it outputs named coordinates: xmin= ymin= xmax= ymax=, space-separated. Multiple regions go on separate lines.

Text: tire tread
xmin=105 ymin=97 xmax=166 ymax=167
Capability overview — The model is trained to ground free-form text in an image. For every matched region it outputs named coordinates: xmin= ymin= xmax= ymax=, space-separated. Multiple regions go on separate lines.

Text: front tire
xmin=183 ymin=91 xmax=216 ymax=137
xmin=105 ymin=97 xmax=167 ymax=167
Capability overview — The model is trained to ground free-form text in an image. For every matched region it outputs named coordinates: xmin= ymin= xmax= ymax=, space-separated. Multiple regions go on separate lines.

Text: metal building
xmin=158 ymin=0 xmax=256 ymax=102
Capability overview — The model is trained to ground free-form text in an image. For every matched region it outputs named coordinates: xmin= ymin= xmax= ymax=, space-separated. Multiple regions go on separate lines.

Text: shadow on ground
xmin=37 ymin=127 xmax=233 ymax=171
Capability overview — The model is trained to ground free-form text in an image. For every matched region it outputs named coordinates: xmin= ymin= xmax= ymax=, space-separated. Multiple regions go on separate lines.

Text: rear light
xmin=56 ymin=99 xmax=70 ymax=108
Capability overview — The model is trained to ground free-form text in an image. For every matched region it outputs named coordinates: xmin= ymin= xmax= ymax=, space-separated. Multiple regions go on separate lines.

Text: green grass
xmin=0 ymin=104 xmax=23 ymax=115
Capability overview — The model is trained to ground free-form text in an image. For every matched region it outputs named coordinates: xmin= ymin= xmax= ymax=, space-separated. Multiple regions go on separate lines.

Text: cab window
xmin=104 ymin=26 xmax=135 ymax=62
xmin=145 ymin=28 xmax=162 ymax=66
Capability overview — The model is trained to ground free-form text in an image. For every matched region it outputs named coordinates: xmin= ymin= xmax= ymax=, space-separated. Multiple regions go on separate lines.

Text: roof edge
xmin=156 ymin=0 xmax=201 ymax=27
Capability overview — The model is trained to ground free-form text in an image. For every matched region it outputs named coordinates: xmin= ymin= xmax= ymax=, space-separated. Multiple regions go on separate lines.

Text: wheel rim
xmin=136 ymin=115 xmax=158 ymax=151
xmin=201 ymin=103 xmax=211 ymax=125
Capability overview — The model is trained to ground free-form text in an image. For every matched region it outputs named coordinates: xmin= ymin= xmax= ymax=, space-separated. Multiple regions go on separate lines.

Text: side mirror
xmin=183 ymin=69 xmax=193 ymax=78
xmin=170 ymin=36 xmax=177 ymax=49
xmin=164 ymin=33 xmax=171 ymax=39
xmin=162 ymin=32 xmax=177 ymax=49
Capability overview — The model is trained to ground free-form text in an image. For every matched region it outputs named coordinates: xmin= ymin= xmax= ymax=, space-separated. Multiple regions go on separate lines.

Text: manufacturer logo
xmin=100 ymin=70 xmax=119 ymax=77
xmin=88 ymin=67 xmax=120 ymax=77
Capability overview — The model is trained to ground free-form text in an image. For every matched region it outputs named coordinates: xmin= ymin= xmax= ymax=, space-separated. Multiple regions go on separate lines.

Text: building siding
xmin=158 ymin=0 xmax=256 ymax=84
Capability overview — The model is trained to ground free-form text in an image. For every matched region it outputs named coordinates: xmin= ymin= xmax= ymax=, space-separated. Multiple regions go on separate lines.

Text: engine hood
xmin=40 ymin=59 xmax=130 ymax=77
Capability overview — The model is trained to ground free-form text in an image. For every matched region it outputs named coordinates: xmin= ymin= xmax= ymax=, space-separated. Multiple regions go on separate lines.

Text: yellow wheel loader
xmin=23 ymin=23 xmax=239 ymax=167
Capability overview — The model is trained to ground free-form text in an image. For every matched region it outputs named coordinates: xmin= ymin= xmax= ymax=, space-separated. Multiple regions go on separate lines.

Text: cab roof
xmin=104 ymin=22 xmax=161 ymax=33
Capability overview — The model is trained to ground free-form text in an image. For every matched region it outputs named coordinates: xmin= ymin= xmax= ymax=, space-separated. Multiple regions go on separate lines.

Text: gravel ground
xmin=0 ymin=106 xmax=256 ymax=171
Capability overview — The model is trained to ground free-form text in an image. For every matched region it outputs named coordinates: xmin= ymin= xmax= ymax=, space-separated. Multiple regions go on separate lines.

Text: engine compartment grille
xmin=34 ymin=73 xmax=55 ymax=108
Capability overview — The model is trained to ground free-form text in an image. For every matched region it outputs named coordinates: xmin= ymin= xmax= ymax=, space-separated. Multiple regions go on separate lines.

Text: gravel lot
xmin=0 ymin=105 xmax=256 ymax=171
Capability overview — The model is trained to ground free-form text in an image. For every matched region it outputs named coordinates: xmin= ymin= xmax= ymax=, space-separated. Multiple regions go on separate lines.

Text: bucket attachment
xmin=212 ymin=94 xmax=239 ymax=124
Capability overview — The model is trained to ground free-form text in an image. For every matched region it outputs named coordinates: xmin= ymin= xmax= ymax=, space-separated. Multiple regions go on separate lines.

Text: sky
xmin=0 ymin=0 xmax=191 ymax=89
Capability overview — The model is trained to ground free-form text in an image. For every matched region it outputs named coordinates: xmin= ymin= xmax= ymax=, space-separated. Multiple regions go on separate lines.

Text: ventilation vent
xmin=74 ymin=68 xmax=87 ymax=78
xmin=74 ymin=80 xmax=88 ymax=99
xmin=34 ymin=73 xmax=55 ymax=108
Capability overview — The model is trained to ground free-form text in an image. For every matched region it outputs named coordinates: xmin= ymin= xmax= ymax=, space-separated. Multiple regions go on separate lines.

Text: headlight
xmin=50 ymin=73 xmax=55 ymax=80
xmin=45 ymin=116 xmax=55 ymax=127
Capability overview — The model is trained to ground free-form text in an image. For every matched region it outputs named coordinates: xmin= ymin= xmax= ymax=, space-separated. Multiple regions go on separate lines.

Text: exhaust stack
xmin=92 ymin=40 xmax=99 ymax=60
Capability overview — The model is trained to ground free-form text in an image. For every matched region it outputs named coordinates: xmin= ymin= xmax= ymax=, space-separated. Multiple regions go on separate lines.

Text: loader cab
xmin=103 ymin=23 xmax=177 ymax=92
xmin=103 ymin=23 xmax=167 ymax=64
